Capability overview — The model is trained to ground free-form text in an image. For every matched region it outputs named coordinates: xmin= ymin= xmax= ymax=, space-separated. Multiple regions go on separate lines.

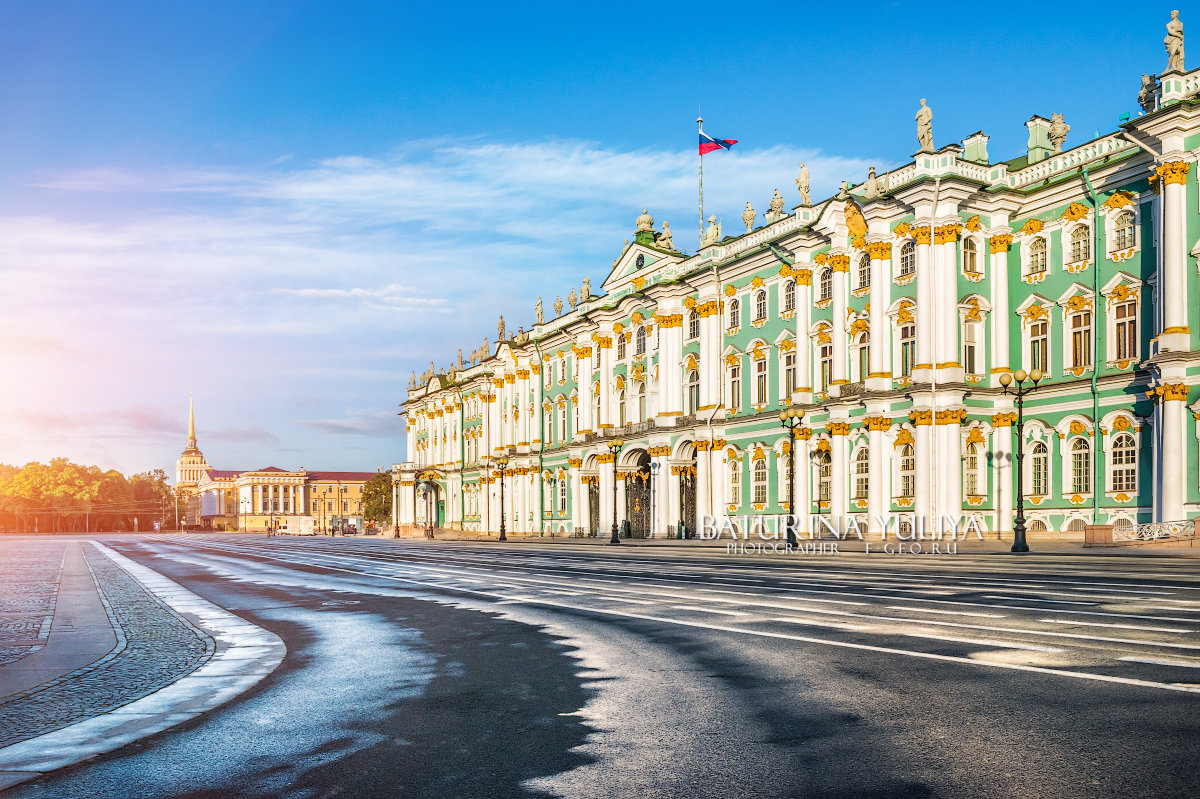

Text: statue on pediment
xmin=635 ymin=207 xmax=654 ymax=232
xmin=656 ymin=221 xmax=675 ymax=251
xmin=915 ymin=98 xmax=934 ymax=153
xmin=703 ymin=215 xmax=722 ymax=245
xmin=1166 ymin=10 xmax=1185 ymax=72
xmin=795 ymin=162 xmax=811 ymax=205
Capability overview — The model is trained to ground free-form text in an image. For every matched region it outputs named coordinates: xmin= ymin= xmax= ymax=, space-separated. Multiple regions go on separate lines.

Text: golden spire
xmin=187 ymin=393 xmax=197 ymax=450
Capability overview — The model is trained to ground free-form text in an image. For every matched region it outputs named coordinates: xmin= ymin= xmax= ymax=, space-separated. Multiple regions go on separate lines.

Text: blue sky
xmin=0 ymin=1 xmax=1177 ymax=477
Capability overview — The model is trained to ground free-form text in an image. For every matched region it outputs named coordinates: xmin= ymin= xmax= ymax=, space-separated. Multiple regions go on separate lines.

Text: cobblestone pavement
xmin=0 ymin=543 xmax=215 ymax=748
xmin=0 ymin=541 xmax=65 ymax=668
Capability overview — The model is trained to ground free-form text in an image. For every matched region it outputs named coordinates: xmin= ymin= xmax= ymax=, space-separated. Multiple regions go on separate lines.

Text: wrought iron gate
xmin=588 ymin=481 xmax=599 ymax=536
xmin=626 ymin=468 xmax=651 ymax=537
xmin=678 ymin=467 xmax=696 ymax=538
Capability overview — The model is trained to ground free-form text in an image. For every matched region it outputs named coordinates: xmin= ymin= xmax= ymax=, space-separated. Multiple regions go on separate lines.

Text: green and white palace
xmin=395 ymin=42 xmax=1200 ymax=542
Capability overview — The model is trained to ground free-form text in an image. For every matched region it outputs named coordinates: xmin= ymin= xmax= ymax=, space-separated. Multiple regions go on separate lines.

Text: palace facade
xmin=395 ymin=51 xmax=1200 ymax=541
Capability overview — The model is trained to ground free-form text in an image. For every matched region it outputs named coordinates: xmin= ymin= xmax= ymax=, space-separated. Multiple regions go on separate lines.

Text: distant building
xmin=175 ymin=396 xmax=209 ymax=526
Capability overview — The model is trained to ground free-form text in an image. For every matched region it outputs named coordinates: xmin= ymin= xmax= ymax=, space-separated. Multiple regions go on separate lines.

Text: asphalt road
xmin=9 ymin=535 xmax=1200 ymax=799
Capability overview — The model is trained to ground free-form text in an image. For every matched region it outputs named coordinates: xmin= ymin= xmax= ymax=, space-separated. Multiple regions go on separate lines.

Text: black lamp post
xmin=608 ymin=438 xmax=624 ymax=544
xmin=496 ymin=455 xmax=509 ymax=541
xmin=778 ymin=407 xmax=805 ymax=547
xmin=999 ymin=368 xmax=1042 ymax=553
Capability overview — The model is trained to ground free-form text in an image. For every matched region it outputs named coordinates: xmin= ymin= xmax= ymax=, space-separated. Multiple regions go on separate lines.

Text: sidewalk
xmin=389 ymin=528 xmax=1200 ymax=557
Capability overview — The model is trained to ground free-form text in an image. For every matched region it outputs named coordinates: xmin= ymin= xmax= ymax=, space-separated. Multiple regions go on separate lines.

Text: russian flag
xmin=699 ymin=130 xmax=737 ymax=155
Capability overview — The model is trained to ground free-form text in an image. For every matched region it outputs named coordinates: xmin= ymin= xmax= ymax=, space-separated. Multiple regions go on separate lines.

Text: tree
xmin=361 ymin=472 xmax=393 ymax=525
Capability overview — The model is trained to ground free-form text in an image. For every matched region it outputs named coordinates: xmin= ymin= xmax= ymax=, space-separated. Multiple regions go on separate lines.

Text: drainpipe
xmin=534 ymin=336 xmax=546 ymax=536
xmin=456 ymin=384 xmax=465 ymax=532
xmin=1081 ymin=166 xmax=1103 ymax=526
xmin=928 ymin=176 xmax=941 ymax=535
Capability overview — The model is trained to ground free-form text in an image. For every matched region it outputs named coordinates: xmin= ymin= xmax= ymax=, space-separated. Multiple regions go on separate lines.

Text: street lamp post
xmin=778 ymin=407 xmax=805 ymax=548
xmin=999 ymin=368 xmax=1043 ymax=553
xmin=608 ymin=439 xmax=624 ymax=544
xmin=496 ymin=455 xmax=509 ymax=541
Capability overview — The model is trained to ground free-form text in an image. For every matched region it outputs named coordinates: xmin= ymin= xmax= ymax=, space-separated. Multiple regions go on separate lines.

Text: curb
xmin=0 ymin=542 xmax=285 ymax=792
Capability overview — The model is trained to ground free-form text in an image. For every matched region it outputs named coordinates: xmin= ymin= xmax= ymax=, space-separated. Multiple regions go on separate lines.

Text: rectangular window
xmin=900 ymin=325 xmax=915 ymax=377
xmin=755 ymin=359 xmax=767 ymax=405
xmin=963 ymin=323 xmax=978 ymax=375
xmin=1115 ymin=302 xmax=1137 ymax=361
xmin=784 ymin=352 xmax=796 ymax=396
xmin=729 ymin=365 xmax=741 ymax=411
xmin=1030 ymin=321 xmax=1048 ymax=372
xmin=312 ymin=500 xmax=318 ymax=511
xmin=1071 ymin=312 xmax=1091 ymax=368
xmin=819 ymin=346 xmax=832 ymax=391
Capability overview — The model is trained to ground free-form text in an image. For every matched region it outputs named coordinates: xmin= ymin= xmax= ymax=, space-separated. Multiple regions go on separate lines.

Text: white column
xmin=936 ymin=226 xmax=962 ymax=381
xmin=938 ymin=415 xmax=963 ymax=532
xmin=913 ymin=412 xmax=933 ymax=535
xmin=699 ymin=294 xmax=721 ymax=412
xmin=1158 ymin=386 xmax=1188 ymax=521
xmin=831 ymin=256 xmax=849 ymax=388
xmin=598 ymin=339 xmax=614 ymax=429
xmin=695 ymin=442 xmax=714 ymax=524
xmin=660 ymin=305 xmax=684 ymax=419
xmin=666 ymin=461 xmax=683 ymax=534
xmin=914 ymin=227 xmax=933 ymax=380
xmin=866 ymin=419 xmax=887 ymax=535
xmin=993 ymin=412 xmax=1014 ymax=537
xmin=795 ymin=269 xmax=813 ymax=401
xmin=598 ymin=457 xmax=615 ymax=533
xmin=829 ymin=423 xmax=849 ymax=523
xmin=1158 ymin=162 xmax=1190 ymax=350
xmin=867 ymin=243 xmax=891 ymax=390
xmin=794 ymin=435 xmax=811 ymax=536
xmin=989 ymin=233 xmax=1013 ymax=378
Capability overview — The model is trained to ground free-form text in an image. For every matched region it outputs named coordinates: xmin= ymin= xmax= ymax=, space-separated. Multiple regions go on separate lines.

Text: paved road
xmin=9 ymin=535 xmax=1200 ymax=798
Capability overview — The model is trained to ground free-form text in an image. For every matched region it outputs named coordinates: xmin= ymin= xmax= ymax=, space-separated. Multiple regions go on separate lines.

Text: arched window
xmin=728 ymin=298 xmax=741 ymax=330
xmin=687 ymin=369 xmax=700 ymax=414
xmin=636 ymin=326 xmax=646 ymax=355
xmin=899 ymin=444 xmax=915 ymax=497
xmin=1028 ymin=238 xmax=1047 ymax=274
xmin=617 ymin=333 xmax=627 ymax=360
xmin=816 ymin=451 xmax=832 ymax=503
xmin=1070 ymin=225 xmax=1091 ymax=263
xmin=853 ymin=448 xmax=869 ymax=499
xmin=755 ymin=290 xmax=767 ymax=321
xmin=857 ymin=254 xmax=871 ymax=289
xmin=1028 ymin=519 xmax=1048 ymax=534
xmin=1111 ymin=433 xmax=1137 ymax=492
xmin=635 ymin=381 xmax=646 ymax=422
xmin=559 ymin=476 xmax=567 ymax=512
xmin=1030 ymin=441 xmax=1049 ymax=496
xmin=752 ymin=458 xmax=768 ymax=505
xmin=964 ymin=442 xmax=981 ymax=496
xmin=1070 ymin=438 xmax=1091 ymax=493
xmin=819 ymin=269 xmax=832 ymax=301
xmin=1113 ymin=212 xmax=1135 ymax=251
xmin=688 ymin=311 xmax=700 ymax=340
xmin=729 ymin=458 xmax=741 ymax=506
xmin=963 ymin=237 xmax=979 ymax=274
xmin=900 ymin=241 xmax=916 ymax=276
xmin=559 ymin=405 xmax=568 ymax=442
xmin=856 ymin=332 xmax=870 ymax=382
xmin=784 ymin=281 xmax=796 ymax=312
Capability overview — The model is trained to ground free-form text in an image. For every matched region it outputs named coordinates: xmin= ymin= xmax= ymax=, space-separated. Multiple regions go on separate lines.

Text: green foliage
xmin=0 ymin=460 xmax=174 ymax=533
xmin=361 ymin=472 xmax=393 ymax=524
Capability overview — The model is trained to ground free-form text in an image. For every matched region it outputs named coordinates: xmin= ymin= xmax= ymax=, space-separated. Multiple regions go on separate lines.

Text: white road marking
xmin=1039 ymin=619 xmax=1192 ymax=634
xmin=670 ymin=605 xmax=747 ymax=616
xmin=1119 ymin=656 xmax=1200 ymax=669
xmin=887 ymin=606 xmax=1006 ymax=618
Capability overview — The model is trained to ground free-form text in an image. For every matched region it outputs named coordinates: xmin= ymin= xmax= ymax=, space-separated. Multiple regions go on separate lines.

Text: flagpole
xmin=697 ymin=115 xmax=704 ymax=249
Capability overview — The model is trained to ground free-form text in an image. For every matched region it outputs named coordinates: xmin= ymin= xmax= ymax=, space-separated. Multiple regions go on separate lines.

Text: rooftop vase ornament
xmin=567 ymin=288 xmax=578 ymax=310
xmin=764 ymin=189 xmax=786 ymax=223
xmin=916 ymin=98 xmax=934 ymax=153
xmin=553 ymin=296 xmax=563 ymax=317
xmin=795 ymin=162 xmax=811 ymax=205
xmin=741 ymin=202 xmax=756 ymax=232
xmin=1048 ymin=114 xmax=1070 ymax=153
xmin=1166 ymin=10 xmax=1184 ymax=72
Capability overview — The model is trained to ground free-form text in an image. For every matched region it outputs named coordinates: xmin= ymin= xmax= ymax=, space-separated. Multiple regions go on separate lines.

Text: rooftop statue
xmin=535 ymin=297 xmax=544 ymax=325
xmin=582 ymin=276 xmax=592 ymax=300
xmin=1048 ymin=113 xmax=1070 ymax=153
xmin=741 ymin=202 xmax=756 ymax=232
xmin=862 ymin=167 xmax=881 ymax=200
xmin=915 ymin=98 xmax=934 ymax=153
xmin=457 ymin=348 xmax=463 ymax=370
xmin=835 ymin=180 xmax=851 ymax=201
xmin=703 ymin=215 xmax=722 ymax=245
xmin=1138 ymin=73 xmax=1159 ymax=112
xmin=635 ymin=207 xmax=655 ymax=232
xmin=1166 ymin=10 xmax=1185 ymax=72
xmin=553 ymin=296 xmax=563 ymax=317
xmin=795 ymin=162 xmax=811 ymax=205
xmin=497 ymin=315 xmax=506 ymax=342
xmin=656 ymin=221 xmax=675 ymax=251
